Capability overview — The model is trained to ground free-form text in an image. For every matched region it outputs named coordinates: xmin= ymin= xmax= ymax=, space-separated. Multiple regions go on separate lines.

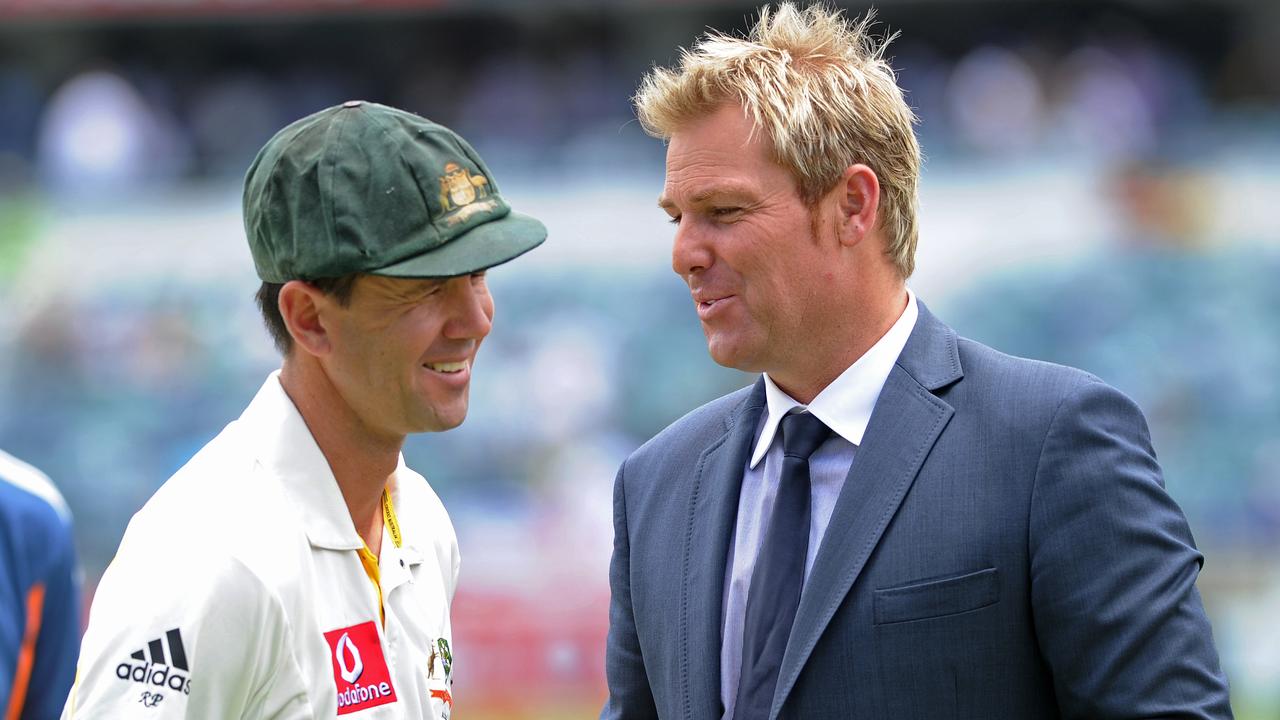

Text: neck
xmin=279 ymin=357 xmax=399 ymax=554
xmin=771 ymin=281 xmax=908 ymax=404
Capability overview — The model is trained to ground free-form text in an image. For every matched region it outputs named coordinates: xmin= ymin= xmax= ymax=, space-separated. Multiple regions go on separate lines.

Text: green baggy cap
xmin=243 ymin=100 xmax=546 ymax=282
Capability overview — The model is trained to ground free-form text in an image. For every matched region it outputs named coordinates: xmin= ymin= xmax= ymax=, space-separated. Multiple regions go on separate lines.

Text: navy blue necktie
xmin=734 ymin=411 xmax=832 ymax=720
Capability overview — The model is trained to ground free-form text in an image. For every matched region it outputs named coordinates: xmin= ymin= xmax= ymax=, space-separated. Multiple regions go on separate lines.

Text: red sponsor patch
xmin=323 ymin=621 xmax=398 ymax=715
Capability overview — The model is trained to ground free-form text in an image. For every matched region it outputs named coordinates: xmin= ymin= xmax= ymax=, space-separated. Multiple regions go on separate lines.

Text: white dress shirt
xmin=719 ymin=289 xmax=919 ymax=719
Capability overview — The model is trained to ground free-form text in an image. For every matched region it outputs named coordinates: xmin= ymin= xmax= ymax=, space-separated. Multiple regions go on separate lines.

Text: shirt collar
xmin=750 ymin=289 xmax=919 ymax=468
xmin=239 ymin=370 xmax=416 ymax=554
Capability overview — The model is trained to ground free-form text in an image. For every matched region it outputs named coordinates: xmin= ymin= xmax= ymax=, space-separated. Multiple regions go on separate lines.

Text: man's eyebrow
xmin=658 ymin=187 xmax=752 ymax=210
xmin=389 ymin=278 xmax=445 ymax=299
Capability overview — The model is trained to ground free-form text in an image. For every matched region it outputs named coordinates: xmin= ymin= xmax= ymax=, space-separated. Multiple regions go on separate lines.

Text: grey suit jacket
xmin=602 ymin=302 xmax=1232 ymax=720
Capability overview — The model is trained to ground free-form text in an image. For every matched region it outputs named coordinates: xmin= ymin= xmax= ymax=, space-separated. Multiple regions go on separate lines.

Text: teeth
xmin=425 ymin=361 xmax=467 ymax=373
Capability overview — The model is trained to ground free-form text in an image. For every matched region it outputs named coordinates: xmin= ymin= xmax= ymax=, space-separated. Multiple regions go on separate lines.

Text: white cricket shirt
xmin=64 ymin=372 xmax=460 ymax=719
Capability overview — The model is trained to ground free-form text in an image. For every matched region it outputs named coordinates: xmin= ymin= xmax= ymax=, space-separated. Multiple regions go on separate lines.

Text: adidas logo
xmin=115 ymin=628 xmax=193 ymax=695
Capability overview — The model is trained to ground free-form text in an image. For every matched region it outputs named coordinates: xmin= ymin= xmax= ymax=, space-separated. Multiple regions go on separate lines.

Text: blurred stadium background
xmin=1 ymin=0 xmax=1278 ymax=717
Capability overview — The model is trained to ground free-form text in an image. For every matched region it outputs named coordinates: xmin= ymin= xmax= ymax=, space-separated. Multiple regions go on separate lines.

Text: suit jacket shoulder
xmin=954 ymin=335 xmax=1100 ymax=399
xmin=943 ymin=334 xmax=1135 ymax=443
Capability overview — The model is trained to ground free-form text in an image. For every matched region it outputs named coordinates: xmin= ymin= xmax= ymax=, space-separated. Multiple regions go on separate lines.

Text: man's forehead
xmin=660 ymin=122 xmax=778 ymax=208
xmin=659 ymin=145 xmax=770 ymax=208
xmin=665 ymin=104 xmax=765 ymax=157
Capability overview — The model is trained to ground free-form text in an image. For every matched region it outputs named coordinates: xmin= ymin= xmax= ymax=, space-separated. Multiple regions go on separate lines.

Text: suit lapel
xmin=681 ymin=380 xmax=766 ymax=720
xmin=770 ymin=303 xmax=962 ymax=719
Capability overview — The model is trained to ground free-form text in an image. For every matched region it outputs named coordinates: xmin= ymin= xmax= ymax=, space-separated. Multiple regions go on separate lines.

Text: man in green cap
xmin=63 ymin=101 xmax=545 ymax=720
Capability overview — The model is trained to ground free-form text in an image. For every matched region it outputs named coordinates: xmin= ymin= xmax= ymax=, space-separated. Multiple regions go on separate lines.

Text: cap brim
xmin=371 ymin=211 xmax=547 ymax=278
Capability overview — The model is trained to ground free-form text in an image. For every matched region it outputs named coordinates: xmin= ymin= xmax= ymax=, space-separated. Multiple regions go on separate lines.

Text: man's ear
xmin=835 ymin=163 xmax=881 ymax=248
xmin=278 ymin=281 xmax=332 ymax=357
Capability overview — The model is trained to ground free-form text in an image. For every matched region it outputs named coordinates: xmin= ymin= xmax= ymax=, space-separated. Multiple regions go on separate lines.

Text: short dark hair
xmin=256 ymin=274 xmax=360 ymax=355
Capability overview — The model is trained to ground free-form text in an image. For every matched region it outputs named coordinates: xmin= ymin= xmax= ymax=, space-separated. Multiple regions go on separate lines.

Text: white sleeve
xmin=63 ymin=544 xmax=312 ymax=719
xmin=449 ymin=530 xmax=461 ymax=605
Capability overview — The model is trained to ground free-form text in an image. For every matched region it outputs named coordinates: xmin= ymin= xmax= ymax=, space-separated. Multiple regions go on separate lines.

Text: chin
xmin=426 ymin=412 xmax=468 ymax=433
xmin=707 ymin=348 xmax=757 ymax=373
xmin=706 ymin=335 xmax=761 ymax=373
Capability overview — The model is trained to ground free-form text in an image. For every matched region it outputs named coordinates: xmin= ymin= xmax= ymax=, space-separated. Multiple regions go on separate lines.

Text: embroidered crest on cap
xmin=438 ymin=162 xmax=498 ymax=225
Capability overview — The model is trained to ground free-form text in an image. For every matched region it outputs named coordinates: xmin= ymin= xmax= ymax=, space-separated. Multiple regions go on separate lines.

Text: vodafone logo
xmin=322 ymin=621 xmax=397 ymax=715
xmin=334 ymin=633 xmax=364 ymax=684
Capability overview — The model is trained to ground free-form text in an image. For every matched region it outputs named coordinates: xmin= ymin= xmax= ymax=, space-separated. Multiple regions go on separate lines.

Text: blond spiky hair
xmin=635 ymin=3 xmax=921 ymax=277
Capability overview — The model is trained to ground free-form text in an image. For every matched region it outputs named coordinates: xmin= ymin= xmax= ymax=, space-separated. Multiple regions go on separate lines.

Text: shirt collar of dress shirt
xmin=749 ymin=288 xmax=919 ymax=469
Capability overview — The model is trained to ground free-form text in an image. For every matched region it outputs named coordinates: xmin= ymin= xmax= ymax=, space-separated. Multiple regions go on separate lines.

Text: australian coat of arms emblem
xmin=439 ymin=162 xmax=491 ymax=212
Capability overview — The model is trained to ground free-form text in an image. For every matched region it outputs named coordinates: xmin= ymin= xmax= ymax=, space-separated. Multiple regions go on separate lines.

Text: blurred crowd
xmin=0 ymin=2 xmax=1277 ymax=195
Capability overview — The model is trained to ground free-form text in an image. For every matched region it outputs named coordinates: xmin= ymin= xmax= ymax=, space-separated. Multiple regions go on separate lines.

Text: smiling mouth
xmin=424 ymin=360 xmax=468 ymax=374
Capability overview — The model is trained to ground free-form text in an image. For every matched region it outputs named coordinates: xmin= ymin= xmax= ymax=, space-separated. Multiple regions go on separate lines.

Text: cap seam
xmin=318 ymin=107 xmax=351 ymax=279
xmin=367 ymin=106 xmax=439 ymax=225
xmin=272 ymin=127 xmax=315 ymax=278
xmin=364 ymin=106 xmax=448 ymax=271
xmin=246 ymin=121 xmax=313 ymax=282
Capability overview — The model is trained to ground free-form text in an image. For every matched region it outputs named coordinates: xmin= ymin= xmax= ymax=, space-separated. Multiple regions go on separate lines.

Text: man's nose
xmin=441 ymin=277 xmax=493 ymax=341
xmin=672 ymin=218 xmax=713 ymax=279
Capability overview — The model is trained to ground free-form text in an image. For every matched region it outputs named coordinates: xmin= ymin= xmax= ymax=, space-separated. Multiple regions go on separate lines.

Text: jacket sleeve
xmin=601 ymin=460 xmax=659 ymax=720
xmin=1029 ymin=380 xmax=1233 ymax=719
xmin=62 ymin=548 xmax=311 ymax=720
xmin=23 ymin=511 xmax=80 ymax=720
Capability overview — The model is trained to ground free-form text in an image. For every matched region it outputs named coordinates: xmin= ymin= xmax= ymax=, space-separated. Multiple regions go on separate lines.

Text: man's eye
xmin=667 ymin=215 xmax=682 ymax=225
xmin=711 ymin=207 xmax=742 ymax=219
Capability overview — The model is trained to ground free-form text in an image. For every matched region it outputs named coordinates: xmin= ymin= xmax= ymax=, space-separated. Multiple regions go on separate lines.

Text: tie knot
xmin=780 ymin=412 xmax=831 ymax=460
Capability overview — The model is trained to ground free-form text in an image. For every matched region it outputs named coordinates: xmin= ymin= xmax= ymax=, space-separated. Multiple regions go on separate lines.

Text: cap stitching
xmin=280 ymin=119 xmax=325 ymax=280
xmin=364 ymin=107 xmax=448 ymax=270
xmin=317 ymin=107 xmax=352 ymax=278
xmin=245 ymin=120 xmax=313 ymax=282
